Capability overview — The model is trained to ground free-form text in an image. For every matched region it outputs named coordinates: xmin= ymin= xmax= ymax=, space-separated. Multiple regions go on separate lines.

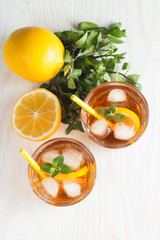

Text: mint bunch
xmin=40 ymin=21 xmax=141 ymax=134
xmin=40 ymin=155 xmax=72 ymax=178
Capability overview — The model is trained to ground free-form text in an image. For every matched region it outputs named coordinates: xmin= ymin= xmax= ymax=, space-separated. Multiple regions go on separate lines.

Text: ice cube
xmin=90 ymin=119 xmax=111 ymax=139
xmin=63 ymin=183 xmax=81 ymax=198
xmin=41 ymin=177 xmax=59 ymax=198
xmin=62 ymin=149 xmax=84 ymax=171
xmin=107 ymin=89 xmax=127 ymax=102
xmin=114 ymin=123 xmax=135 ymax=140
xmin=41 ymin=150 xmax=60 ymax=163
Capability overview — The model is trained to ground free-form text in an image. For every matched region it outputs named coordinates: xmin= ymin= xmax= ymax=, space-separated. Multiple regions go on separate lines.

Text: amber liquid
xmin=29 ymin=139 xmax=95 ymax=206
xmin=87 ymin=84 xmax=144 ymax=148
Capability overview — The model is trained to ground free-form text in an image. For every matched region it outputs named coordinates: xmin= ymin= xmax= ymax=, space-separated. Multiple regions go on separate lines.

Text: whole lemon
xmin=3 ymin=27 xmax=65 ymax=82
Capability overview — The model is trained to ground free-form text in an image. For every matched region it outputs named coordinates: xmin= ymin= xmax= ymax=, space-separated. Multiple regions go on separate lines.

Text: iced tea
xmin=28 ymin=138 xmax=96 ymax=206
xmin=81 ymin=82 xmax=149 ymax=148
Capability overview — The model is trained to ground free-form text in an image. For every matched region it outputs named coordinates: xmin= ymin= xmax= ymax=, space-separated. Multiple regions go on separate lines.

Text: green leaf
xmin=75 ymin=32 xmax=88 ymax=47
xmin=55 ymin=31 xmax=73 ymax=42
xmin=96 ymin=63 xmax=106 ymax=72
xmin=78 ymin=21 xmax=98 ymax=31
xmin=115 ymin=22 xmax=122 ymax=28
xmin=103 ymin=58 xmax=115 ymax=70
xmin=127 ymin=74 xmax=140 ymax=84
xmin=84 ymin=79 xmax=94 ymax=86
xmin=100 ymin=72 xmax=111 ymax=82
xmin=114 ymin=113 xmax=127 ymax=122
xmin=100 ymin=42 xmax=113 ymax=51
xmin=96 ymin=108 xmax=109 ymax=117
xmin=76 ymin=45 xmax=95 ymax=57
xmin=64 ymin=50 xmax=72 ymax=63
xmin=50 ymin=168 xmax=59 ymax=178
xmin=107 ymin=36 xmax=124 ymax=44
xmin=86 ymin=31 xmax=98 ymax=48
xmin=122 ymin=62 xmax=130 ymax=71
xmin=71 ymin=69 xmax=82 ymax=78
xmin=137 ymin=83 xmax=142 ymax=91
xmin=59 ymin=164 xmax=72 ymax=174
xmin=109 ymin=104 xmax=116 ymax=113
xmin=64 ymin=64 xmax=71 ymax=76
xmin=71 ymin=121 xmax=84 ymax=132
xmin=97 ymin=32 xmax=102 ymax=46
xmin=52 ymin=155 xmax=64 ymax=167
xmin=106 ymin=114 xmax=113 ymax=120
xmin=96 ymin=79 xmax=101 ymax=86
xmin=121 ymin=29 xmax=127 ymax=37
xmin=116 ymin=72 xmax=125 ymax=82
xmin=65 ymin=124 xmax=73 ymax=134
xmin=84 ymin=58 xmax=99 ymax=66
xmin=108 ymin=26 xmax=122 ymax=38
xmin=40 ymin=163 xmax=53 ymax=173
xmin=70 ymin=29 xmax=77 ymax=41
xmin=39 ymin=83 xmax=48 ymax=89
xmin=68 ymin=76 xmax=76 ymax=89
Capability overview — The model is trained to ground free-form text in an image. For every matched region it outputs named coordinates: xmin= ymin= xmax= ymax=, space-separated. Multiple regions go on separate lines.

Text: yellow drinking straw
xmin=20 ymin=148 xmax=47 ymax=179
xmin=71 ymin=94 xmax=114 ymax=129
xmin=71 ymin=94 xmax=103 ymax=120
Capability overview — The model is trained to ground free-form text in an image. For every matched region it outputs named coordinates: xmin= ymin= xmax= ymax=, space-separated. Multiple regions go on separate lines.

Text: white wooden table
xmin=0 ymin=0 xmax=159 ymax=239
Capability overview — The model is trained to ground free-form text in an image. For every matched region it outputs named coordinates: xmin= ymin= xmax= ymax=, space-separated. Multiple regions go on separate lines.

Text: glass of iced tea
xmin=28 ymin=138 xmax=96 ymax=206
xmin=81 ymin=82 xmax=149 ymax=148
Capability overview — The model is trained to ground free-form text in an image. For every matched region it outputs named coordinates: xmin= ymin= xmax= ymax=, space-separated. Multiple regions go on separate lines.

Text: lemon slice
xmin=116 ymin=107 xmax=140 ymax=133
xmin=55 ymin=166 xmax=88 ymax=180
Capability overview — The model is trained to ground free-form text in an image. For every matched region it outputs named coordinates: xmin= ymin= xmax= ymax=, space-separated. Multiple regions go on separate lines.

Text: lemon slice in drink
xmin=55 ymin=166 xmax=88 ymax=180
xmin=116 ymin=107 xmax=140 ymax=133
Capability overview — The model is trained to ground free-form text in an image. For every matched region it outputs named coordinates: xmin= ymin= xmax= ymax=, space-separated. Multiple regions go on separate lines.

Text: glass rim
xmin=81 ymin=81 xmax=149 ymax=148
xmin=28 ymin=137 xmax=96 ymax=206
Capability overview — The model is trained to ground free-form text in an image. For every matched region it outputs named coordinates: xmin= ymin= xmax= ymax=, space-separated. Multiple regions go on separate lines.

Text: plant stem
xmin=107 ymin=70 xmax=130 ymax=81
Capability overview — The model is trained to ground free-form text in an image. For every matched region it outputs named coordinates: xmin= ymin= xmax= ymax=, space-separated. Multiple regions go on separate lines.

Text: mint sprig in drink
xmin=28 ymin=138 xmax=96 ymax=206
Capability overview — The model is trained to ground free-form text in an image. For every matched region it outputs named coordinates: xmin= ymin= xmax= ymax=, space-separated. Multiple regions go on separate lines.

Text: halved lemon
xmin=55 ymin=166 xmax=88 ymax=180
xmin=12 ymin=89 xmax=61 ymax=141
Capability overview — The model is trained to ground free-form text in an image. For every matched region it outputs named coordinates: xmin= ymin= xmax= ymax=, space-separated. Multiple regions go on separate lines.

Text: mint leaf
xmin=76 ymin=45 xmax=95 ymax=57
xmin=107 ymin=36 xmax=124 ymax=44
xmin=122 ymin=62 xmax=130 ymax=71
xmin=68 ymin=76 xmax=76 ymax=89
xmin=116 ymin=72 xmax=125 ymax=82
xmin=86 ymin=31 xmax=98 ymax=48
xmin=96 ymin=108 xmax=109 ymax=117
xmin=71 ymin=69 xmax=82 ymax=78
xmin=97 ymin=32 xmax=102 ymax=46
xmin=108 ymin=26 xmax=122 ymax=38
xmin=59 ymin=164 xmax=72 ymax=174
xmin=39 ymin=83 xmax=48 ymax=89
xmin=127 ymin=74 xmax=140 ymax=84
xmin=50 ymin=168 xmax=59 ymax=178
xmin=40 ymin=163 xmax=53 ymax=173
xmin=75 ymin=32 xmax=88 ymax=47
xmin=52 ymin=155 xmax=64 ymax=167
xmin=106 ymin=114 xmax=113 ymax=120
xmin=101 ymin=72 xmax=111 ymax=82
xmin=70 ymin=29 xmax=77 ymax=41
xmin=109 ymin=104 xmax=116 ymax=113
xmin=64 ymin=50 xmax=72 ymax=63
xmin=64 ymin=64 xmax=71 ymax=76
xmin=114 ymin=113 xmax=127 ymax=122
xmin=78 ymin=22 xmax=98 ymax=31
